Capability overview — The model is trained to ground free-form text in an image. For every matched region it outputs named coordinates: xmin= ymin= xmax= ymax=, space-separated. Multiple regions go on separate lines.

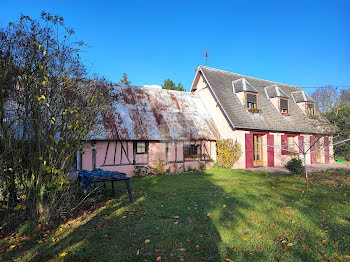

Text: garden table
xmin=78 ymin=169 xmax=133 ymax=208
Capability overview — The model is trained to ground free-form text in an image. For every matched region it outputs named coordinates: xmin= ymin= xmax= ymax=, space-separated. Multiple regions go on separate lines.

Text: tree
xmin=310 ymin=86 xmax=338 ymax=113
xmin=0 ymin=13 xmax=106 ymax=221
xmin=311 ymin=86 xmax=350 ymax=160
xmin=120 ymin=72 xmax=131 ymax=86
xmin=162 ymin=78 xmax=185 ymax=91
xmin=324 ymin=103 xmax=350 ymax=160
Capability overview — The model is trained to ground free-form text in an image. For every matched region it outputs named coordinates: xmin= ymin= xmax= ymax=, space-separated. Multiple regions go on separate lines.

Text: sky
xmin=1 ymin=0 xmax=349 ymax=93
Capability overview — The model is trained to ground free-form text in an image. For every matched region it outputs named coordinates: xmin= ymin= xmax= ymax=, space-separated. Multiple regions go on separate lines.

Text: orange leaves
xmin=59 ymin=252 xmax=68 ymax=257
xmin=321 ymin=239 xmax=327 ymax=244
xmin=242 ymin=238 xmax=247 ymax=241
xmin=195 ymin=245 xmax=200 ymax=251
xmin=156 ymin=256 xmax=161 ymax=261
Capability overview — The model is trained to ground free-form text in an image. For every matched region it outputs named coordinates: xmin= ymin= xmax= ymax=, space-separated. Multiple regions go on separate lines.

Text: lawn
xmin=1 ymin=169 xmax=350 ymax=261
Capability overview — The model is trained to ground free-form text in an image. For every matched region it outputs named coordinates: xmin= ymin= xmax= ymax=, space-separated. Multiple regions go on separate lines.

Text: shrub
xmin=216 ymin=139 xmax=242 ymax=168
xmin=133 ymin=166 xmax=150 ymax=178
xmin=285 ymin=158 xmax=305 ymax=175
xmin=152 ymin=159 xmax=166 ymax=175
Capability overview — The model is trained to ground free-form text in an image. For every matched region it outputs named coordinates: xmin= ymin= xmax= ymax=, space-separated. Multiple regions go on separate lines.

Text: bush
xmin=216 ymin=139 xmax=242 ymax=168
xmin=133 ymin=166 xmax=150 ymax=178
xmin=285 ymin=158 xmax=305 ymax=175
xmin=152 ymin=159 xmax=166 ymax=175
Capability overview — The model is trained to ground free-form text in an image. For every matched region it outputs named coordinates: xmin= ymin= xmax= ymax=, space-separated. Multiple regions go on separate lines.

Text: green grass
xmin=1 ymin=169 xmax=350 ymax=261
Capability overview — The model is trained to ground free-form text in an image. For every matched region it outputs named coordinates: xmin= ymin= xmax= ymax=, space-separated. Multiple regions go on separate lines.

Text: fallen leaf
xmin=136 ymin=250 xmax=140 ymax=255
xmin=195 ymin=245 xmax=200 ymax=251
xmin=145 ymin=239 xmax=150 ymax=244
xmin=287 ymin=243 xmax=294 ymax=246
xmin=242 ymin=238 xmax=247 ymax=241
xmin=156 ymin=256 xmax=161 ymax=261
xmin=60 ymin=252 xmax=68 ymax=257
xmin=223 ymin=205 xmax=227 ymax=208
xmin=322 ymin=240 xmax=327 ymax=244
xmin=38 ymin=240 xmax=43 ymax=244
xmin=9 ymin=245 xmax=16 ymax=249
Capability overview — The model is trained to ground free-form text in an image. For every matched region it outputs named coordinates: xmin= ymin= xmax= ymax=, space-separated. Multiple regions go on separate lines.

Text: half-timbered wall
xmin=81 ymin=140 xmax=216 ymax=176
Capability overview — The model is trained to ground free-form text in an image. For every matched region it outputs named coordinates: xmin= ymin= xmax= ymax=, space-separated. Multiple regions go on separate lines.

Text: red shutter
xmin=267 ymin=134 xmax=274 ymax=167
xmin=298 ymin=136 xmax=304 ymax=154
xmin=310 ymin=136 xmax=316 ymax=164
xmin=324 ymin=137 xmax=330 ymax=163
xmin=281 ymin=135 xmax=288 ymax=155
xmin=245 ymin=134 xmax=254 ymax=168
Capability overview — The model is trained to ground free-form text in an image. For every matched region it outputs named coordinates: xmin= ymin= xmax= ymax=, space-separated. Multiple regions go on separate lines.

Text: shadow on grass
xmin=2 ymin=170 xmax=255 ymax=262
xmin=2 ymin=169 xmax=349 ymax=261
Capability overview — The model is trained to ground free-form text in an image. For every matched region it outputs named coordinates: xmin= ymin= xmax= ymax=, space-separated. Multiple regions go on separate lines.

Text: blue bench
xmin=78 ymin=169 xmax=133 ymax=208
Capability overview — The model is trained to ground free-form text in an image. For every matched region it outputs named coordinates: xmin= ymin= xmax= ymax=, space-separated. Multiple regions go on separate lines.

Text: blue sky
xmin=1 ymin=0 xmax=349 ymax=92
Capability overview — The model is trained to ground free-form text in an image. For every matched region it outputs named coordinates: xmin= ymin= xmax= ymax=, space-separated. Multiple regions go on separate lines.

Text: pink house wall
xmin=81 ymin=140 xmax=216 ymax=176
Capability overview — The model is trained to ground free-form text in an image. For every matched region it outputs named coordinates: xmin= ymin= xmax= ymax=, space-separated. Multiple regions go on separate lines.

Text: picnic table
xmin=78 ymin=169 xmax=133 ymax=208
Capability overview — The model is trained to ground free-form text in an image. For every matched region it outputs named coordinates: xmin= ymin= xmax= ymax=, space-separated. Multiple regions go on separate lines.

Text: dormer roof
xmin=264 ymin=85 xmax=289 ymax=99
xmin=291 ymin=90 xmax=315 ymax=103
xmin=232 ymin=78 xmax=258 ymax=93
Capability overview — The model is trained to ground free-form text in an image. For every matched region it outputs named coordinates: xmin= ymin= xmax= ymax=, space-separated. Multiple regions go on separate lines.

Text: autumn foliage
xmin=216 ymin=139 xmax=242 ymax=168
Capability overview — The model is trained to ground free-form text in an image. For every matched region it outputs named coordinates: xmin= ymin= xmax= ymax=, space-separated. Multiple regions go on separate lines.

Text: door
xmin=316 ymin=139 xmax=322 ymax=163
xmin=253 ymin=134 xmax=264 ymax=166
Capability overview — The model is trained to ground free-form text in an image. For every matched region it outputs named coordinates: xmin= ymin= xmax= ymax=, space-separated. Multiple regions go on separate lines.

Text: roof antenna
xmin=203 ymin=49 xmax=209 ymax=66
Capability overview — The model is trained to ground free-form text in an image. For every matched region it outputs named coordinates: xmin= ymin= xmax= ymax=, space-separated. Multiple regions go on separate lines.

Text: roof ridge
xmin=111 ymin=83 xmax=198 ymax=97
xmin=199 ymin=65 xmax=303 ymax=90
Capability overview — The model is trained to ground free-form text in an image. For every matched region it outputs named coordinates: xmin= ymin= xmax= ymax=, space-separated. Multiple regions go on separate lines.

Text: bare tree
xmin=310 ymin=86 xmax=338 ymax=113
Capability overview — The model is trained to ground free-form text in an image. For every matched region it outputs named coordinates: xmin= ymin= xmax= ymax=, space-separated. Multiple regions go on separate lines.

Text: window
xmin=184 ymin=144 xmax=198 ymax=158
xmin=280 ymin=98 xmax=289 ymax=114
xmin=246 ymin=93 xmax=257 ymax=109
xmin=136 ymin=141 xmax=147 ymax=154
xmin=287 ymin=136 xmax=297 ymax=152
xmin=306 ymin=103 xmax=315 ymax=116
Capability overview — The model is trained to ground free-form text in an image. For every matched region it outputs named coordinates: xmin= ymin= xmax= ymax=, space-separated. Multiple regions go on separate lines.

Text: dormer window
xmin=232 ymin=78 xmax=259 ymax=112
xmin=280 ymin=98 xmax=289 ymax=114
xmin=291 ymin=91 xmax=316 ymax=117
xmin=306 ymin=102 xmax=315 ymax=116
xmin=246 ymin=92 xmax=257 ymax=109
xmin=264 ymin=85 xmax=290 ymax=115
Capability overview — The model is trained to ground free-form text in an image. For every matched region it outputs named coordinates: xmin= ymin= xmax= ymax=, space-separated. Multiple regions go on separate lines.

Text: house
xmin=191 ymin=66 xmax=336 ymax=168
xmin=80 ymin=66 xmax=336 ymax=175
xmin=80 ymin=84 xmax=219 ymax=175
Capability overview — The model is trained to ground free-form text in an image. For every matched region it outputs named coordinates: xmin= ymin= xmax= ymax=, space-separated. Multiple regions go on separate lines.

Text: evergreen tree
xmin=121 ymin=73 xmax=131 ymax=86
xmin=162 ymin=78 xmax=184 ymax=91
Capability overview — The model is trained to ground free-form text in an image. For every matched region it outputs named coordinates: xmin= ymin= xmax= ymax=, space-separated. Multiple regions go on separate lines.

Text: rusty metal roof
xmin=94 ymin=84 xmax=219 ymax=141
